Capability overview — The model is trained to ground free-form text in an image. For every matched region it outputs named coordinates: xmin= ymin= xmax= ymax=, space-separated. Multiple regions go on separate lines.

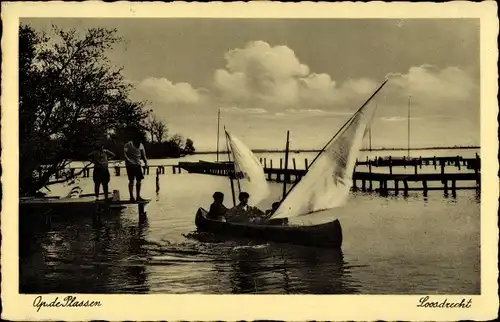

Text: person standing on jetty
xmin=124 ymin=128 xmax=148 ymax=202
xmin=88 ymin=142 xmax=115 ymax=202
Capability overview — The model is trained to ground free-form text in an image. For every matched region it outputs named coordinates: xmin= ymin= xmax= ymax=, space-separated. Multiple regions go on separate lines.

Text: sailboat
xmin=194 ymin=79 xmax=389 ymax=248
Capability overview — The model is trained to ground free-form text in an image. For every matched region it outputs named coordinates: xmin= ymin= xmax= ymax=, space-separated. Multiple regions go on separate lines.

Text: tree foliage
xmin=184 ymin=138 xmax=196 ymax=154
xmin=144 ymin=113 xmax=168 ymax=143
xmin=19 ymin=24 xmax=149 ymax=196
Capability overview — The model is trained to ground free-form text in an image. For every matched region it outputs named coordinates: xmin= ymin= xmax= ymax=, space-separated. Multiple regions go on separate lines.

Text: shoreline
xmin=192 ymin=146 xmax=480 ymax=155
xmin=65 ymin=146 xmax=480 ymax=164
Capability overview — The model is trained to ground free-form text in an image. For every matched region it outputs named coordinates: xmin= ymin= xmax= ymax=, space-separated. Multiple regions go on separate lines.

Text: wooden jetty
xmin=62 ymin=153 xmax=480 ymax=197
xmin=176 ymin=154 xmax=481 ymax=196
xmin=20 ymin=194 xmax=151 ymax=224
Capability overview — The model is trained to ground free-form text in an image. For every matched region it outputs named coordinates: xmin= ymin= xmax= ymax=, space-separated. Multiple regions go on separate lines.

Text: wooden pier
xmin=63 ymin=154 xmax=480 ymax=197
xmin=176 ymin=154 xmax=481 ymax=196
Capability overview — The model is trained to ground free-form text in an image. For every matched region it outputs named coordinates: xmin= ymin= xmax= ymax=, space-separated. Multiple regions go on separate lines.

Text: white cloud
xmin=384 ymin=65 xmax=478 ymax=110
xmin=136 ymin=77 xmax=204 ymax=105
xmin=134 ymin=45 xmax=478 ymax=128
xmin=213 ymin=41 xmax=397 ymax=112
xmin=220 ymin=106 xmax=268 ymax=114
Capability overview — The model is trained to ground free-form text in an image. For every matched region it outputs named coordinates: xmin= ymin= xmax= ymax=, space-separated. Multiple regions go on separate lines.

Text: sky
xmin=22 ymin=18 xmax=480 ymax=151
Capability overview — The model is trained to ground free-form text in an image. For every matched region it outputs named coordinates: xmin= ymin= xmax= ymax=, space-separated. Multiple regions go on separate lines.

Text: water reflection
xmin=19 ymin=210 xmax=151 ymax=293
xmin=226 ymin=244 xmax=359 ymax=294
xmin=19 ymin=179 xmax=481 ymax=294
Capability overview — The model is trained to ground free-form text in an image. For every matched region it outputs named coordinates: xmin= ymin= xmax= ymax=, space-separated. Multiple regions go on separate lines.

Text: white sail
xmin=270 ymin=81 xmax=386 ymax=219
xmin=226 ymin=131 xmax=270 ymax=206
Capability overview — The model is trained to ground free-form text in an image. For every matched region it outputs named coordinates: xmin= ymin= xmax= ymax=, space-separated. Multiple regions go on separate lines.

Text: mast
xmin=216 ymin=108 xmax=221 ymax=162
xmin=224 ymin=128 xmax=236 ymax=207
xmin=369 ymin=102 xmax=376 ymax=151
xmin=369 ymin=114 xmax=372 ymax=151
xmin=407 ymin=96 xmax=411 ymax=158
xmin=282 ymin=130 xmax=290 ymax=200
xmin=278 ymin=78 xmax=389 ymax=204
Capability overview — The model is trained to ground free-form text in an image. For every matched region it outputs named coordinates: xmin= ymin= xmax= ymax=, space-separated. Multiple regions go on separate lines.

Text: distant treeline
xmin=68 ymin=139 xmax=195 ymax=162
xmin=191 ymin=145 xmax=481 ymax=155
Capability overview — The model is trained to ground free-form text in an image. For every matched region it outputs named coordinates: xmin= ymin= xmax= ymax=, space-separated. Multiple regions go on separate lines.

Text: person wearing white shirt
xmin=123 ymin=129 xmax=148 ymax=202
xmin=225 ymin=192 xmax=266 ymax=223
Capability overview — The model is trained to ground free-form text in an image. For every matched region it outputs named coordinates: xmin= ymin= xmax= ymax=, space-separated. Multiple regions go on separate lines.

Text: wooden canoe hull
xmin=194 ymin=207 xmax=342 ymax=248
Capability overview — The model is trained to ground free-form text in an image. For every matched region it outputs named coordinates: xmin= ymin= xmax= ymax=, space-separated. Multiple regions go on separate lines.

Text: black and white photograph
xmin=1 ymin=1 xmax=498 ymax=321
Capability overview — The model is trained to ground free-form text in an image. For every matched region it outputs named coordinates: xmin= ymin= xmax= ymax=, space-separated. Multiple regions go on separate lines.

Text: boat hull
xmin=194 ymin=207 xmax=342 ymax=248
xmin=19 ymin=196 xmax=127 ymax=216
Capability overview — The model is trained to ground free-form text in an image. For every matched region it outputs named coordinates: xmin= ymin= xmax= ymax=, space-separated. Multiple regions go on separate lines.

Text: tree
xmin=144 ymin=113 xmax=168 ymax=143
xmin=169 ymin=134 xmax=184 ymax=148
xmin=19 ymin=24 xmax=148 ymax=196
xmin=152 ymin=119 xmax=168 ymax=143
xmin=184 ymin=138 xmax=195 ymax=154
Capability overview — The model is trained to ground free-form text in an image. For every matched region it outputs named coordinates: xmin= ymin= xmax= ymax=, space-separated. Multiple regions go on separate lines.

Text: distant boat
xmin=194 ymin=79 xmax=388 ymax=248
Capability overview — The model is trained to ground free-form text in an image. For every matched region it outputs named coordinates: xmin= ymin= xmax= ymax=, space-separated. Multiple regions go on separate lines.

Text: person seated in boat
xmin=247 ymin=202 xmax=281 ymax=224
xmin=88 ymin=142 xmax=115 ymax=202
xmin=225 ymin=192 xmax=266 ymax=223
xmin=207 ymin=191 xmax=228 ymax=221
xmin=265 ymin=202 xmax=280 ymax=217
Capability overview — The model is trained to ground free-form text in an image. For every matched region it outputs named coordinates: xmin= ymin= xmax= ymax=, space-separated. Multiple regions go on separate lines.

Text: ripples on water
xmin=19 ymin=172 xmax=480 ymax=294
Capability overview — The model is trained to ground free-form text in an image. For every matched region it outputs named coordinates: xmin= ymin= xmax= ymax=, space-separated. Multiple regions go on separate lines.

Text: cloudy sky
xmin=23 ymin=18 xmax=480 ymax=151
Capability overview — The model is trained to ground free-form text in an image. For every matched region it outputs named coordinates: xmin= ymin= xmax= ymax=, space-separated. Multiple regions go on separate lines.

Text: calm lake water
xmin=20 ymin=149 xmax=480 ymax=294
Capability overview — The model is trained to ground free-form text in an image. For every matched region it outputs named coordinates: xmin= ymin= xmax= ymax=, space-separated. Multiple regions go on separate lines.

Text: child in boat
xmin=225 ymin=192 xmax=266 ymax=223
xmin=88 ymin=142 xmax=115 ymax=202
xmin=265 ymin=202 xmax=280 ymax=217
xmin=248 ymin=202 xmax=280 ymax=224
xmin=207 ymin=191 xmax=228 ymax=221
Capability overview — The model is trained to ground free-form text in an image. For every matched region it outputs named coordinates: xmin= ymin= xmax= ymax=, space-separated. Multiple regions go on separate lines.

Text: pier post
xmin=474 ymin=153 xmax=480 ymax=186
xmin=293 ymin=158 xmax=297 ymax=170
xmin=172 ymin=166 xmax=176 ymax=174
xmin=419 ymin=157 xmax=423 ymax=169
xmin=270 ymin=160 xmax=273 ymax=169
xmin=414 ymin=162 xmax=418 ymax=175
xmin=394 ymin=180 xmax=399 ymax=195
xmin=456 ymin=156 xmax=461 ymax=170
xmin=388 ymin=156 xmax=393 ymax=175
xmin=403 ymin=156 xmax=406 ymax=169
xmin=280 ymin=158 xmax=283 ymax=169
xmin=443 ymin=180 xmax=449 ymax=197
xmin=433 ymin=156 xmax=437 ymax=169
xmin=352 ymin=180 xmax=358 ymax=192
xmin=138 ymin=203 xmax=147 ymax=220
xmin=260 ymin=157 xmax=263 ymax=165
xmin=361 ymin=179 xmax=366 ymax=192
xmin=178 ymin=166 xmax=181 ymax=174
xmin=305 ymin=158 xmax=309 ymax=170
xmin=422 ymin=180 xmax=428 ymax=197
xmin=264 ymin=158 xmax=267 ymax=169
xmin=403 ymin=180 xmax=409 ymax=197
xmin=156 ymin=169 xmax=160 ymax=193
xmin=451 ymin=180 xmax=457 ymax=197
xmin=440 ymin=161 xmax=445 ymax=175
